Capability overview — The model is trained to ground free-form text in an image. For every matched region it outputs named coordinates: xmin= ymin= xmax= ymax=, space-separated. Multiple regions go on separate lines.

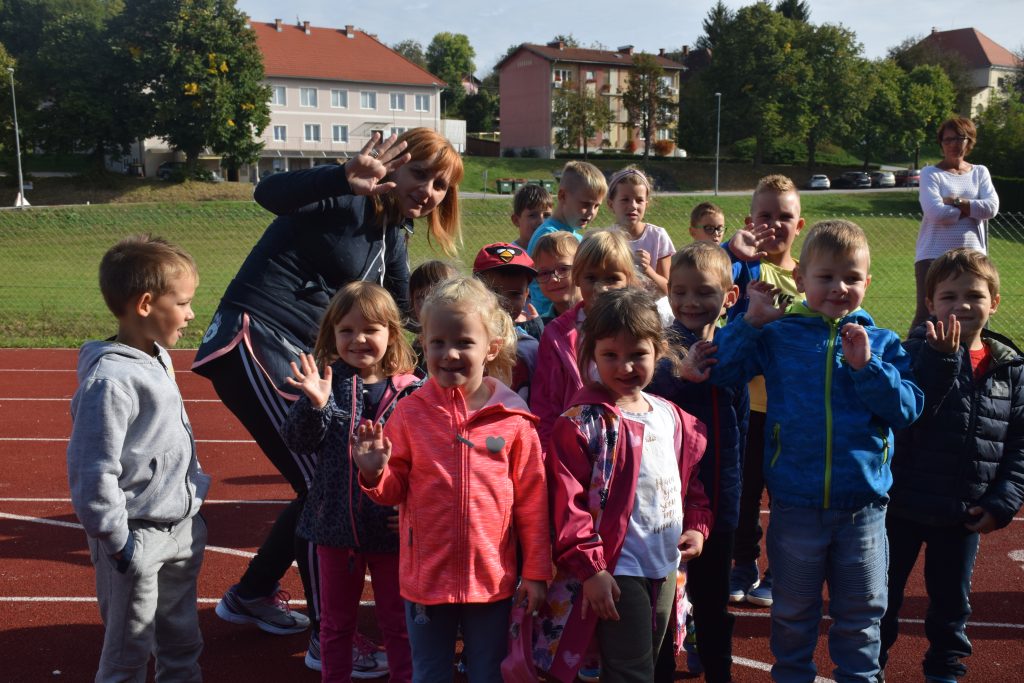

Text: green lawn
xmin=1 ymin=192 xmax=1021 ymax=347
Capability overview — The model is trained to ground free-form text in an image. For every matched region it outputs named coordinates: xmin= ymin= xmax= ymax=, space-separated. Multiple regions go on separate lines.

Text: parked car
xmin=833 ymin=171 xmax=872 ymax=189
xmin=870 ymin=171 xmax=896 ymax=188
xmin=894 ymin=169 xmax=921 ymax=187
xmin=807 ymin=174 xmax=831 ymax=190
xmin=156 ymin=161 xmax=186 ymax=180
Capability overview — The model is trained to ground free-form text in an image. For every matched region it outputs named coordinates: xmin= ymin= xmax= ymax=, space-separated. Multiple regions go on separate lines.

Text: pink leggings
xmin=317 ymin=547 xmax=411 ymax=683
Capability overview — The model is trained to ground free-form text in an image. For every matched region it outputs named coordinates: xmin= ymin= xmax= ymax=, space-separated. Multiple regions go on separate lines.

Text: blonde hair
xmin=559 ymin=160 xmax=608 ymax=197
xmin=607 ymin=165 xmax=652 ymax=202
xmin=313 ymin=281 xmax=417 ymax=375
xmin=533 ymin=231 xmax=580 ymax=260
xmin=419 ymin=276 xmax=517 ymax=386
xmin=374 ymin=128 xmax=463 ymax=257
xmin=572 ymin=229 xmax=638 ymax=287
xmin=799 ymin=219 xmax=871 ymax=270
xmin=576 ymin=288 xmax=671 ymax=380
xmin=670 ymin=241 xmax=734 ymax=291
xmin=926 ymin=247 xmax=999 ymax=300
xmin=99 ymin=234 xmax=198 ymax=316
xmin=751 ymin=174 xmax=798 ymax=212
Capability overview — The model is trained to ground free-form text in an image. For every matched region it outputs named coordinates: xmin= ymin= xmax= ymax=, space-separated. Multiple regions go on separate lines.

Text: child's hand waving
xmin=925 ymin=314 xmax=960 ymax=354
xmin=284 ymin=352 xmax=332 ymax=408
xmin=728 ymin=222 xmax=776 ymax=262
xmin=743 ymin=280 xmax=786 ymax=328
xmin=840 ymin=323 xmax=871 ymax=370
xmin=678 ymin=340 xmax=717 ymax=383
xmin=351 ymin=420 xmax=391 ymax=486
xmin=581 ymin=570 xmax=621 ymax=621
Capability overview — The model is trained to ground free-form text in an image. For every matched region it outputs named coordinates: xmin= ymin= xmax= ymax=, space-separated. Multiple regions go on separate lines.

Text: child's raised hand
xmin=729 ymin=222 xmax=776 ymax=262
xmin=678 ymin=529 xmax=705 ymax=562
xmin=351 ymin=420 xmax=391 ymax=485
xmin=965 ymin=506 xmax=998 ymax=534
xmin=743 ymin=280 xmax=785 ymax=328
xmin=635 ymin=248 xmax=653 ymax=273
xmin=840 ymin=323 xmax=871 ymax=370
xmin=515 ymin=578 xmax=548 ymax=616
xmin=925 ymin=314 xmax=960 ymax=354
xmin=344 ymin=132 xmax=412 ymax=197
xmin=581 ymin=570 xmax=620 ymax=621
xmin=678 ymin=340 xmax=717 ymax=383
xmin=284 ymin=352 xmax=332 ymax=408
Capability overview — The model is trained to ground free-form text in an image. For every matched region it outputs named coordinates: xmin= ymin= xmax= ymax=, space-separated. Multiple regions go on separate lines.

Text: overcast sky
xmin=236 ymin=0 xmax=1022 ymax=78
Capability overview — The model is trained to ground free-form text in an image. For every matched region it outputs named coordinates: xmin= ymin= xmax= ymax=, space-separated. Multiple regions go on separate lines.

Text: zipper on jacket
xmin=769 ymin=423 xmax=782 ymax=467
xmin=710 ymin=386 xmax=721 ymax=520
xmin=348 ymin=381 xmax=362 ymax=549
xmin=877 ymin=427 xmax=889 ymax=467
xmin=822 ymin=319 xmax=839 ymax=509
xmin=451 ymin=387 xmax=470 ymax=604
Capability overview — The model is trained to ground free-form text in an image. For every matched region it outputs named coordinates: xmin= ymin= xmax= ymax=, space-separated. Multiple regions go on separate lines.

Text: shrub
xmin=992 ymin=176 xmax=1024 ymax=212
xmin=653 ymin=139 xmax=676 ymax=157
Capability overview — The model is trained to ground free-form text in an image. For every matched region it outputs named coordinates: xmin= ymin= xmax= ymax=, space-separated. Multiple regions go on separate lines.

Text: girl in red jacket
xmin=352 ymin=276 xmax=551 ymax=682
xmin=535 ymin=287 xmax=712 ymax=683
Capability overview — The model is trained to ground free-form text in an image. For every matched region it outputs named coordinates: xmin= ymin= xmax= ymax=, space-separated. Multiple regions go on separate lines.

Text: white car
xmin=807 ymin=174 xmax=830 ymax=190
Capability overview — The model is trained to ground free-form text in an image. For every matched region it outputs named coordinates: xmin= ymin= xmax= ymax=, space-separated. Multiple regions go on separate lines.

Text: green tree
xmin=550 ymin=34 xmax=581 ymax=48
xmin=676 ymin=72 xmax=716 ymax=156
xmin=972 ymin=97 xmax=1024 ymax=177
xmin=888 ymin=34 xmax=973 ymax=114
xmin=392 ymin=39 xmax=426 ymax=69
xmin=695 ymin=1 xmax=733 ymax=52
xmin=551 ymin=83 xmax=613 ymax=158
xmin=426 ymin=32 xmax=475 ymax=118
xmin=622 ymin=54 xmax=675 ymax=161
xmin=109 ymin=0 xmax=270 ymax=174
xmin=774 ymin=0 xmax=811 ymax=21
xmin=900 ymin=64 xmax=956 ymax=169
xmin=462 ymin=89 xmax=499 ymax=133
xmin=844 ymin=59 xmax=905 ymax=170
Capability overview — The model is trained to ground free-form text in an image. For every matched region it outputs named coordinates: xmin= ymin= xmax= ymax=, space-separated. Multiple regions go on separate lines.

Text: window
xmin=415 ymin=94 xmax=430 ymax=112
xmin=390 ymin=93 xmax=406 ymax=111
xmin=360 ymin=91 xmax=377 ymax=109
xmin=332 ymin=125 xmax=349 ymax=143
xmin=585 ymin=70 xmax=595 ymax=82
xmin=390 ymin=126 xmax=407 ymax=137
xmin=553 ymin=68 xmax=571 ymax=86
xmin=331 ymin=89 xmax=348 ymax=108
xmin=273 ymin=125 xmax=287 ymax=141
xmin=660 ymin=75 xmax=675 ymax=90
xmin=304 ymin=124 xmax=321 ymax=142
xmin=300 ymin=87 xmax=318 ymax=107
xmin=656 ymin=128 xmax=673 ymax=141
xmin=271 ymin=86 xmax=286 ymax=105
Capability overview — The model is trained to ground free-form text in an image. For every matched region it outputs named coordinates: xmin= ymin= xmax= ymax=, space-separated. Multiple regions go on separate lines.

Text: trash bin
xmin=510 ymin=178 xmax=528 ymax=193
xmin=496 ymin=178 xmax=513 ymax=194
xmin=530 ymin=179 xmax=556 ymax=192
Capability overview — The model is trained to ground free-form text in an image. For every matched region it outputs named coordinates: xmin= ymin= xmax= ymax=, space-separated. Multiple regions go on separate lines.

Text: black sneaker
xmin=215 ymin=583 xmax=310 ymax=635
xmin=304 ymin=630 xmax=321 ymax=671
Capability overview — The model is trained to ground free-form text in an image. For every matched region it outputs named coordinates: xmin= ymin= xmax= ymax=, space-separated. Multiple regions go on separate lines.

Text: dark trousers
xmin=198 ymin=345 xmax=319 ymax=626
xmin=880 ymin=514 xmax=980 ymax=680
xmin=734 ymin=410 xmax=766 ymax=565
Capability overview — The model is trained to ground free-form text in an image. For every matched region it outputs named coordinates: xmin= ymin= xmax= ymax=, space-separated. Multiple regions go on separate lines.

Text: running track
xmin=1 ymin=348 xmax=1021 ymax=682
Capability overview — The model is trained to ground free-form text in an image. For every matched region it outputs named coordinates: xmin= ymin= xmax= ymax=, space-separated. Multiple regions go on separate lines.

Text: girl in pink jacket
xmin=352 ymin=276 xmax=551 ymax=682
xmin=535 ymin=288 xmax=712 ymax=683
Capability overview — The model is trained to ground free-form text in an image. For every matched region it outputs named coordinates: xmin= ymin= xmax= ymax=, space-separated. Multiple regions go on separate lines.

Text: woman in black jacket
xmin=192 ymin=129 xmax=462 ymax=671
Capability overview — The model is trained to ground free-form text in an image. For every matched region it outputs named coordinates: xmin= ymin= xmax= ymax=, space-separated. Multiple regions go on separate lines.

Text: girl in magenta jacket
xmin=534 ymin=288 xmax=713 ymax=683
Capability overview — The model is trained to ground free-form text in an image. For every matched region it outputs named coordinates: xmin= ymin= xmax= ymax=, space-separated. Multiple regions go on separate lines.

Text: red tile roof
xmin=919 ymin=28 xmax=1019 ymax=69
xmin=251 ymin=21 xmax=445 ymax=86
xmin=498 ymin=43 xmax=685 ymax=71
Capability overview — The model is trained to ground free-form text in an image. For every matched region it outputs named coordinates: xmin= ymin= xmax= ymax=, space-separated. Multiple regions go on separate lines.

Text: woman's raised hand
xmin=344 ymin=132 xmax=412 ymax=197
xmin=284 ymin=352 xmax=332 ymax=408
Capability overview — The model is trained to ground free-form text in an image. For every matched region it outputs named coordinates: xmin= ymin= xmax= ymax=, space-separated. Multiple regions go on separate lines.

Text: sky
xmin=236 ymin=0 xmax=1022 ymax=78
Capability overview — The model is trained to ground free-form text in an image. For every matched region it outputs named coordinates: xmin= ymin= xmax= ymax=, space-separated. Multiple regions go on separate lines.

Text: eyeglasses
xmin=699 ymin=224 xmax=726 ymax=236
xmin=941 ymin=136 xmax=969 ymax=145
xmin=535 ymin=264 xmax=572 ymax=284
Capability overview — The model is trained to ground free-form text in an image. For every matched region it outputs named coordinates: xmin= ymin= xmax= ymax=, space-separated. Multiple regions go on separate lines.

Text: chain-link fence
xmin=1 ymin=200 xmax=1022 ymax=347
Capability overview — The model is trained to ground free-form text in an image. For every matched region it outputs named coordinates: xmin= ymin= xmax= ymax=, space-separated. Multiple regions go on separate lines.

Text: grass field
xmin=2 ymin=190 xmax=1021 ymax=347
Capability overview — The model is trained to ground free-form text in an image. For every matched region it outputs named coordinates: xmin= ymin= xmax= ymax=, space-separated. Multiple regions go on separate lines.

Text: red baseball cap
xmin=472 ymin=242 xmax=537 ymax=277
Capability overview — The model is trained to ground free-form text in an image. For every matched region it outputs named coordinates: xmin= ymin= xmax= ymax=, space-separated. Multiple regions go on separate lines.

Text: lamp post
xmin=714 ymin=92 xmax=722 ymax=197
xmin=7 ymin=67 xmax=25 ymax=209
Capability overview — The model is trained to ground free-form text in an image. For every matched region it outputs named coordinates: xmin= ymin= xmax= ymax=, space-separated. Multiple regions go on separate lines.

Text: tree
xmin=462 ymin=89 xmax=499 ymax=132
xmin=888 ymin=34 xmax=973 ymax=114
xmin=550 ymin=34 xmax=581 ymax=48
xmin=900 ymin=64 xmax=956 ymax=169
xmin=843 ymin=59 xmax=905 ymax=170
xmin=426 ymin=32 xmax=475 ymax=118
xmin=109 ymin=0 xmax=270 ymax=173
xmin=551 ymin=83 xmax=613 ymax=157
xmin=695 ymin=1 xmax=733 ymax=52
xmin=972 ymin=97 xmax=1024 ymax=177
xmin=392 ymin=39 xmax=426 ymax=69
xmin=675 ymin=72 xmax=716 ymax=156
xmin=775 ymin=0 xmax=810 ymax=21
xmin=622 ymin=54 xmax=676 ymax=161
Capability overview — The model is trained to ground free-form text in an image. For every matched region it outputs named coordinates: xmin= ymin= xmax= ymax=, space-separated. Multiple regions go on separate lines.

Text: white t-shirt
xmin=625 ymin=223 xmax=676 ymax=264
xmin=615 ymin=394 xmax=683 ymax=579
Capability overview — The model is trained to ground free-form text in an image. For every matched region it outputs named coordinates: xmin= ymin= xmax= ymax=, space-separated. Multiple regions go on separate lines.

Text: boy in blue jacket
xmin=879 ymin=248 xmax=1024 ymax=683
xmin=700 ymin=220 xmax=924 ymax=683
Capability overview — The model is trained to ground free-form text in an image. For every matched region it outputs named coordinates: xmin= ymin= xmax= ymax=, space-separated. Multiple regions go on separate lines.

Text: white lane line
xmin=0 ymin=437 xmax=255 ymax=444
xmin=733 ymin=656 xmax=835 ymax=682
xmin=0 ymin=596 xmax=375 ymax=608
xmin=0 ymin=497 xmax=289 ymax=505
xmin=0 ymin=397 xmax=223 ymax=403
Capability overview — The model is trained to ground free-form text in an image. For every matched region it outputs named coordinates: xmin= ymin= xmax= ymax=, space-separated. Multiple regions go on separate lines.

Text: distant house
xmin=914 ymin=27 xmax=1020 ymax=115
xmin=497 ymin=41 xmax=685 ymax=158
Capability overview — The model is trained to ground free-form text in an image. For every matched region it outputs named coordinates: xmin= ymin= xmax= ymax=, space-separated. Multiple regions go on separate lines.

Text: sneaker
xmin=577 ymin=661 xmax=600 ymax=682
xmin=304 ymin=631 xmax=321 ymax=672
xmin=215 ymin=583 xmax=310 ymax=635
xmin=728 ymin=563 xmax=760 ymax=603
xmin=684 ymin=614 xmax=703 ymax=674
xmin=352 ymin=632 xmax=389 ymax=679
xmin=746 ymin=568 xmax=773 ymax=607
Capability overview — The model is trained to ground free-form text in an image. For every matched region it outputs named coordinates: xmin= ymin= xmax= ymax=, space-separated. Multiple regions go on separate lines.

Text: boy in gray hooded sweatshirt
xmin=67 ymin=235 xmax=211 ymax=682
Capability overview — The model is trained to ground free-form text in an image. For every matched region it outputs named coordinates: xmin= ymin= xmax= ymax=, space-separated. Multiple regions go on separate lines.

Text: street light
xmin=7 ymin=67 xmax=25 ymax=209
xmin=714 ymin=92 xmax=722 ymax=197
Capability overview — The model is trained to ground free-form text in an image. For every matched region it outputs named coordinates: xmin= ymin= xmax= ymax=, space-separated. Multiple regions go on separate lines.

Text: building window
xmin=553 ymin=68 xmax=571 ymax=86
xmin=360 ymin=91 xmax=377 ymax=109
xmin=415 ymin=94 xmax=430 ymax=112
xmin=390 ymin=126 xmax=407 ymax=137
xmin=585 ymin=70 xmax=595 ymax=82
xmin=273 ymin=125 xmax=286 ymax=141
xmin=660 ymin=75 xmax=674 ymax=90
xmin=656 ymin=128 xmax=673 ymax=141
xmin=304 ymin=124 xmax=321 ymax=142
xmin=300 ymin=87 xmax=318 ymax=107
xmin=271 ymin=86 xmax=286 ymax=105
xmin=332 ymin=125 xmax=349 ymax=143
xmin=331 ymin=89 xmax=348 ymax=108
xmin=390 ymin=93 xmax=406 ymax=111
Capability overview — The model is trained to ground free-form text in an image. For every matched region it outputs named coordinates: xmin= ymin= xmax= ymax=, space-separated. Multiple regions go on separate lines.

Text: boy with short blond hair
xmin=511 ymin=183 xmax=554 ymax=249
xmin=526 ymin=160 xmax=608 ymax=316
xmin=705 ymin=220 xmax=923 ymax=682
xmin=880 ymin=248 xmax=1024 ymax=683
xmin=689 ymin=201 xmax=726 ymax=243
xmin=532 ymin=231 xmax=580 ymax=324
xmin=68 ymin=234 xmax=211 ymax=682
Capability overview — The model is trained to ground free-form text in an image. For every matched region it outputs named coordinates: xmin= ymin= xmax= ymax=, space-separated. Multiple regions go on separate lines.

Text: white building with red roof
xmin=915 ymin=27 xmax=1020 ymax=115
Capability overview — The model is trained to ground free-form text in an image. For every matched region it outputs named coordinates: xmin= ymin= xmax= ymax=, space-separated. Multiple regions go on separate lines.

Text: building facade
xmin=916 ymin=28 xmax=1020 ymax=116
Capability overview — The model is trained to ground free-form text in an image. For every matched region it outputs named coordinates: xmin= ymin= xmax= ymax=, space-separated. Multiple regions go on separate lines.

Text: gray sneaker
xmin=304 ymin=630 xmax=321 ymax=671
xmin=352 ymin=632 xmax=389 ymax=679
xmin=215 ymin=583 xmax=310 ymax=635
xmin=746 ymin=568 xmax=773 ymax=607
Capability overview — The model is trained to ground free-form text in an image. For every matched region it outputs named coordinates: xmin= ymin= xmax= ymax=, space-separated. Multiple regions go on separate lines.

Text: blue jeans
xmin=880 ymin=514 xmax=979 ymax=680
xmin=767 ymin=500 xmax=888 ymax=683
xmin=404 ymin=599 xmax=510 ymax=683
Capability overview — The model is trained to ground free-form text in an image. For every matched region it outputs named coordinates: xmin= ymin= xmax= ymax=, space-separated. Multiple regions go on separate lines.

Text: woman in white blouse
xmin=911 ymin=116 xmax=1000 ymax=333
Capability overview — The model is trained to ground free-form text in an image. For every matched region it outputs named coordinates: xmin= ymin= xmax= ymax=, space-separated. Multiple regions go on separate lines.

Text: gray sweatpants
xmin=87 ymin=514 xmax=207 ymax=683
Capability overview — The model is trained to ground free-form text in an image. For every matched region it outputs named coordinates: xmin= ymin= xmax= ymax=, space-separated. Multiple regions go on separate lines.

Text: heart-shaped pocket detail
xmin=485 ymin=436 xmax=505 ymax=453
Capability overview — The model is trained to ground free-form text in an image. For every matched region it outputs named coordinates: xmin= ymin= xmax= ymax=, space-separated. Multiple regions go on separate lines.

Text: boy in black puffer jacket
xmin=880 ymin=248 xmax=1024 ymax=683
